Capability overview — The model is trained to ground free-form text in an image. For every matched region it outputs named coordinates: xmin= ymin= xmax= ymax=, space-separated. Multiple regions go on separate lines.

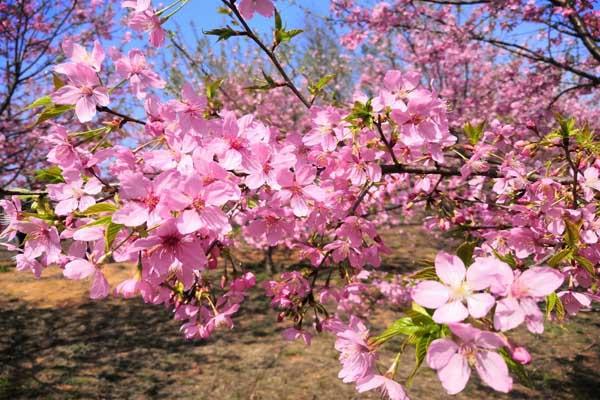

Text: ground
xmin=1 ymin=227 xmax=599 ymax=400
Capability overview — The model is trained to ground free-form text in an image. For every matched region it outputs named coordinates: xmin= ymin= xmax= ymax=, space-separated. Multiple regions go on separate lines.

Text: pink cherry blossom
xmin=411 ymin=252 xmax=497 ymax=323
xmin=335 ymin=316 xmax=376 ymax=384
xmin=47 ymin=178 xmax=102 ymax=215
xmin=169 ymin=175 xmax=240 ymax=235
xmin=493 ymin=267 xmax=564 ymax=333
xmin=127 ymin=6 xmax=165 ymax=47
xmin=52 ymin=63 xmax=109 ymax=122
xmin=282 ymin=327 xmax=312 ymax=345
xmin=238 ymin=0 xmax=275 ymax=20
xmin=115 ymin=49 xmax=165 ymax=99
xmin=356 ymin=374 xmax=408 ymax=400
xmin=426 ymin=323 xmax=512 ymax=394
xmin=273 ymin=164 xmax=326 ymax=217
xmin=132 ymin=218 xmax=207 ymax=277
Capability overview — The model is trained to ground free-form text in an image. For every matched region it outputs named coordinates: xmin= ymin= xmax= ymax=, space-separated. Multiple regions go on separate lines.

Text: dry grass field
xmin=1 ymin=227 xmax=599 ymax=400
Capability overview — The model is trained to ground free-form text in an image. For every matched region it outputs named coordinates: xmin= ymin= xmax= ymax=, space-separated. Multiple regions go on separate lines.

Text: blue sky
xmin=172 ymin=0 xmax=330 ymax=41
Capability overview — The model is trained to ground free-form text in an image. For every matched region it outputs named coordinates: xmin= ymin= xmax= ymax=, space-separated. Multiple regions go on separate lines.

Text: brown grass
xmin=1 ymin=227 xmax=599 ymax=399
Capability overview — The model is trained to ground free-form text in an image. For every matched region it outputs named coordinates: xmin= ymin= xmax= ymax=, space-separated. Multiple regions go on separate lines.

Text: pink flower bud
xmin=511 ymin=346 xmax=531 ymax=365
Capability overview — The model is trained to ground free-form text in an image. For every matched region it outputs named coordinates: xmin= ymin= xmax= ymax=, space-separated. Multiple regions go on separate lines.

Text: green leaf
xmin=80 ymin=216 xmax=113 ymax=228
xmin=205 ymin=78 xmax=225 ymax=100
xmin=204 ymin=26 xmax=245 ymax=41
xmin=547 ymin=248 xmax=573 ymax=268
xmin=545 ymin=292 xmax=558 ymax=318
xmin=309 ymin=74 xmax=336 ymax=95
xmin=574 ymin=255 xmax=596 ymax=276
xmin=407 ymin=334 xmax=434 ymax=386
xmin=272 ymin=9 xmax=302 ymax=48
xmin=69 ymin=127 xmax=110 ymax=139
xmin=52 ymin=73 xmax=66 ymax=90
xmin=276 ymin=28 xmax=303 ymax=45
xmin=409 ymin=266 xmax=437 ymax=280
xmin=35 ymin=166 xmax=64 ymax=183
xmin=25 ymin=95 xmax=52 ymax=110
xmin=274 ymin=8 xmax=282 ymax=31
xmin=545 ymin=292 xmax=566 ymax=321
xmin=344 ymin=100 xmax=373 ymax=127
xmin=105 ymin=222 xmax=123 ymax=252
xmin=36 ymin=104 xmax=73 ymax=124
xmin=410 ymin=302 xmax=431 ymax=318
xmin=81 ymin=203 xmax=118 ymax=216
xmin=464 ymin=121 xmax=486 ymax=145
xmin=492 ymin=249 xmax=518 ymax=268
xmin=244 ymin=71 xmax=281 ymax=92
xmin=564 ymin=219 xmax=581 ymax=248
xmin=456 ymin=241 xmax=477 ymax=266
xmin=373 ymin=317 xmax=420 ymax=344
xmin=499 ymin=348 xmax=532 ymax=387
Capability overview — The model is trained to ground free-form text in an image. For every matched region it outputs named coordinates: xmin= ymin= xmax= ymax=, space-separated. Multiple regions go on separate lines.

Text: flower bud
xmin=511 ymin=346 xmax=531 ymax=365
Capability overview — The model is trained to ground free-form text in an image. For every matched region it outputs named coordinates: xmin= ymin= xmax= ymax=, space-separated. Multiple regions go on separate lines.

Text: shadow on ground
xmin=1 ymin=287 xmax=600 ymax=400
xmin=1 ymin=226 xmax=599 ymax=399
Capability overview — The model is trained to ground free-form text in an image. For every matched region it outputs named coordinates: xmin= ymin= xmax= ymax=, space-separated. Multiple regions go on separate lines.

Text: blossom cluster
xmin=1 ymin=1 xmax=599 ymax=399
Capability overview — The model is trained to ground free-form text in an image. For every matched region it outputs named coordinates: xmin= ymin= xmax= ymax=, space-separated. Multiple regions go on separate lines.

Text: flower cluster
xmin=1 ymin=1 xmax=599 ymax=399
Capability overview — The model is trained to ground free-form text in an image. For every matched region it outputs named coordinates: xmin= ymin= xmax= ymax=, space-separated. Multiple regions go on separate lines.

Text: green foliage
xmin=204 ymin=26 xmax=246 ymax=42
xmin=81 ymin=203 xmax=118 ymax=216
xmin=456 ymin=241 xmax=477 ymax=265
xmin=545 ymin=292 xmax=565 ymax=321
xmin=105 ymin=222 xmax=123 ymax=252
xmin=345 ymin=100 xmax=373 ymax=127
xmin=464 ymin=121 xmax=485 ymax=145
xmin=373 ymin=303 xmax=446 ymax=384
xmin=35 ymin=104 xmax=74 ymax=125
xmin=273 ymin=9 xmax=303 ymax=50
xmin=35 ymin=166 xmax=65 ymax=184
xmin=25 ymin=95 xmax=53 ymax=110
xmin=308 ymin=74 xmax=336 ymax=96
xmin=499 ymin=348 xmax=532 ymax=387
xmin=245 ymin=70 xmax=283 ymax=91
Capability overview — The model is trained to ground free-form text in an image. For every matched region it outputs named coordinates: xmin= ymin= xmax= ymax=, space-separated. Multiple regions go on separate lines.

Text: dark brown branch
xmin=96 ymin=106 xmax=146 ymax=126
xmin=221 ymin=0 xmax=311 ymax=109
xmin=380 ymin=163 xmax=573 ymax=184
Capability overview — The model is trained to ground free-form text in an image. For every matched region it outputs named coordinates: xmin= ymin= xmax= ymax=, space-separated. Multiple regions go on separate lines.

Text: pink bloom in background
xmin=14 ymin=218 xmax=61 ymax=265
xmin=115 ymin=277 xmax=150 ymax=299
xmin=559 ymin=290 xmax=592 ymax=315
xmin=426 ymin=323 xmax=512 ymax=394
xmin=0 ymin=196 xmax=22 ymax=241
xmin=242 ymin=143 xmax=296 ymax=190
xmin=132 ymin=219 xmax=206 ymax=277
xmin=57 ymin=40 xmax=105 ymax=72
xmin=335 ymin=316 xmax=376 ymax=384
xmin=208 ymin=301 xmax=240 ymax=330
xmin=282 ymin=327 xmax=312 ymax=345
xmin=582 ymin=167 xmax=600 ymax=200
xmin=112 ymin=171 xmax=172 ymax=227
xmin=127 ymin=3 xmax=165 ymax=47
xmin=356 ymin=374 xmax=408 ymax=400
xmin=411 ymin=252 xmax=497 ymax=323
xmin=47 ymin=178 xmax=102 ymax=216
xmin=303 ymin=107 xmax=349 ymax=152
xmin=170 ymin=176 xmax=239 ymax=235
xmin=238 ymin=0 xmax=275 ymax=19
xmin=115 ymin=49 xmax=165 ymax=99
xmin=63 ymin=258 xmax=110 ymax=299
xmin=171 ymin=83 xmax=208 ymax=133
xmin=274 ymin=164 xmax=326 ymax=217
xmin=52 ymin=63 xmax=109 ymax=122
xmin=246 ymin=208 xmax=294 ymax=246
xmin=122 ymin=0 xmax=151 ymax=12
xmin=15 ymin=252 xmax=44 ymax=278
xmin=493 ymin=267 xmax=564 ymax=333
